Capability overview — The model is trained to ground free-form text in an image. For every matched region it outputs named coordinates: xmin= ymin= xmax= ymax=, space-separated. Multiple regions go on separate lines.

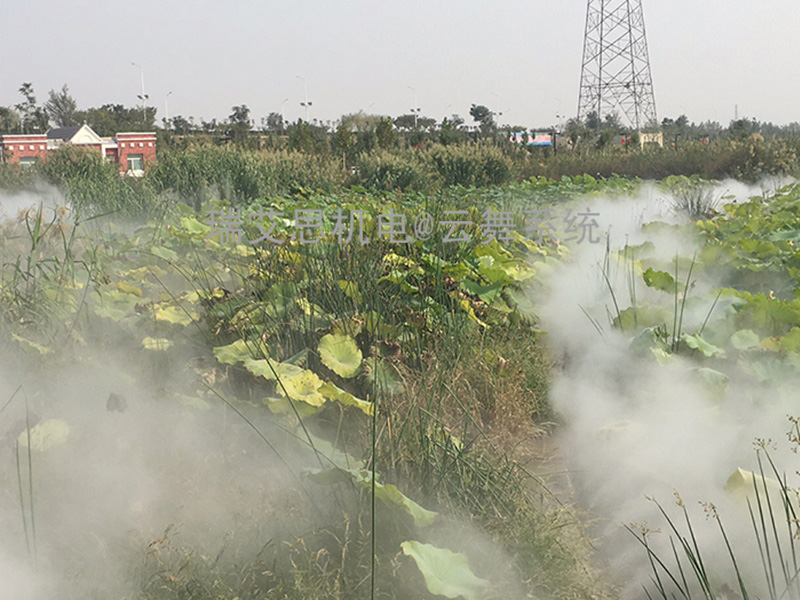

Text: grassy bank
xmin=0 ymin=184 xmax=612 ymax=599
xmin=1 ymin=137 xmax=798 ymax=218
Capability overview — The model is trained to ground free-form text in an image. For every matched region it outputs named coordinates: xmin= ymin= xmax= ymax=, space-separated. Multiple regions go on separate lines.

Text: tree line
xmin=3 ymin=82 xmax=800 ymax=155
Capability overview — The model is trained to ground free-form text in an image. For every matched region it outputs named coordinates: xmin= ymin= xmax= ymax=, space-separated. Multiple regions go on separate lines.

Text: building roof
xmin=47 ymin=125 xmax=83 ymax=140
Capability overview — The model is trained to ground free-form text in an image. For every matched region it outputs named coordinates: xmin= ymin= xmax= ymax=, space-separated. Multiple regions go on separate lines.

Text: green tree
xmin=15 ymin=83 xmax=48 ymax=133
xmin=417 ymin=116 xmax=437 ymax=131
xmin=394 ymin=114 xmax=418 ymax=132
xmin=375 ymin=116 xmax=396 ymax=149
xmin=169 ymin=115 xmax=193 ymax=135
xmin=469 ymin=104 xmax=495 ymax=137
xmin=288 ymin=119 xmax=314 ymax=153
xmin=469 ymin=104 xmax=492 ymax=124
xmin=439 ymin=117 xmax=464 ymax=145
xmin=201 ymin=118 xmax=221 ymax=134
xmin=355 ymin=128 xmax=377 ymax=153
xmin=0 ymin=107 xmax=21 ymax=133
xmin=227 ymin=104 xmax=253 ymax=146
xmin=340 ymin=111 xmax=382 ymax=133
xmin=332 ymin=121 xmax=354 ymax=158
xmin=728 ymin=118 xmax=755 ymax=141
xmin=603 ymin=112 xmax=622 ymax=130
xmin=564 ymin=118 xmax=587 ymax=147
xmin=45 ymin=85 xmax=79 ymax=127
xmin=83 ymin=104 xmax=156 ymax=135
xmin=584 ymin=110 xmax=601 ymax=131
xmin=263 ymin=112 xmax=285 ymax=133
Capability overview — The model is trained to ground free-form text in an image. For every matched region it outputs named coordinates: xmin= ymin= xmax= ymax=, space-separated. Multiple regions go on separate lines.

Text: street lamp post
xmin=164 ymin=91 xmax=173 ymax=128
xmin=280 ymin=97 xmax=289 ymax=126
xmin=297 ymin=76 xmax=312 ymax=122
xmin=407 ymin=86 xmax=420 ymax=129
xmin=131 ymin=62 xmax=149 ymax=125
xmin=443 ymin=104 xmax=452 ymax=120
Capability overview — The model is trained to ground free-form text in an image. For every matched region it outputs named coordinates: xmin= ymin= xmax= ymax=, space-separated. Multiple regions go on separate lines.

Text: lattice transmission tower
xmin=577 ymin=0 xmax=657 ymax=130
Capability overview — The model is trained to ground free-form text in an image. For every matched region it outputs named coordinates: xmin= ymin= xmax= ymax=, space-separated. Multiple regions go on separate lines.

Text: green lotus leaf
xmin=265 ymin=396 xmax=323 ymax=417
xmin=682 ymin=333 xmax=725 ymax=357
xmin=307 ymin=468 xmax=437 ymax=527
xmin=155 ymin=305 xmax=196 ymax=326
xmin=297 ymin=429 xmax=365 ymax=470
xmin=142 ymin=337 xmax=173 ymax=351
xmin=319 ymin=334 xmax=362 ymax=378
xmin=151 ymin=246 xmax=179 ymax=262
xmin=278 ymin=369 xmax=326 ymax=406
xmin=18 ymin=419 xmax=70 ymax=452
xmin=349 ymin=469 xmax=437 ymax=526
xmin=364 ymin=359 xmax=405 ymax=394
xmin=176 ymin=394 xmax=211 ymax=411
xmin=693 ymin=366 xmax=729 ymax=389
xmin=730 ymin=329 xmax=761 ymax=350
xmin=642 ymin=268 xmax=677 ymax=293
xmin=244 ymin=358 xmax=303 ymax=380
xmin=116 ymin=281 xmax=143 ymax=297
xmin=318 ymin=381 xmax=373 ymax=415
xmin=213 ymin=339 xmax=268 ymax=365
xmin=338 ymin=280 xmax=362 ymax=303
xmin=12 ymin=334 xmax=52 ymax=355
xmin=180 ymin=216 xmax=212 ymax=237
xmin=780 ymin=327 xmax=800 ymax=353
xmin=724 ymin=468 xmax=799 ymax=514
xmin=264 ymin=282 xmax=299 ymax=319
xmin=94 ymin=288 xmax=140 ymax=322
xmin=400 ymin=540 xmax=490 ymax=600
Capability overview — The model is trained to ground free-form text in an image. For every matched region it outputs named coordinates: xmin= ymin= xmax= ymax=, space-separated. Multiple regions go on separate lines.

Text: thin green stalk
xmin=748 ymin=497 xmax=776 ymax=600
xmin=15 ymin=440 xmax=31 ymax=563
xmin=758 ymin=452 xmax=791 ymax=590
xmin=676 ymin=252 xmax=696 ymax=346
xmin=711 ymin=509 xmax=750 ymax=600
xmin=25 ymin=398 xmax=37 ymax=568
xmin=672 ymin=253 xmax=679 ymax=351
xmin=698 ymin=289 xmax=722 ymax=336
xmin=370 ymin=354 xmax=378 ymax=600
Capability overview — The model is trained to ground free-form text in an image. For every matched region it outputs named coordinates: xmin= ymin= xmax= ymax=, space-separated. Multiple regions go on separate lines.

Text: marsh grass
xmin=122 ymin=209 xmax=605 ymax=599
xmin=630 ymin=425 xmax=800 ymax=600
xmin=671 ymin=185 xmax=723 ymax=221
xmin=0 ymin=184 xmax=606 ymax=599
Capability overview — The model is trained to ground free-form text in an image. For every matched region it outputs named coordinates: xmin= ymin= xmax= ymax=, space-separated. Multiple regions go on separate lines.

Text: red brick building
xmin=0 ymin=124 xmax=156 ymax=174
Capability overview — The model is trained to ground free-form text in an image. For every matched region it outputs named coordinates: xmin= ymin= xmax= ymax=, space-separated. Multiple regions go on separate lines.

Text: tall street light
xmin=297 ymin=76 xmax=312 ymax=122
xmin=407 ymin=86 xmax=420 ymax=129
xmin=280 ymin=97 xmax=289 ymax=125
xmin=164 ymin=91 xmax=173 ymax=128
xmin=131 ymin=62 xmax=149 ymax=125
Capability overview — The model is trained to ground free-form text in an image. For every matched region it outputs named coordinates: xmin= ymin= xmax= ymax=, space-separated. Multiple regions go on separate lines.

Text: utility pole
xmin=131 ymin=62 xmax=149 ymax=126
xmin=577 ymin=0 xmax=657 ymax=130
xmin=297 ymin=76 xmax=312 ymax=122
xmin=164 ymin=91 xmax=173 ymax=128
xmin=281 ymin=97 xmax=289 ymax=126
xmin=408 ymin=86 xmax=420 ymax=129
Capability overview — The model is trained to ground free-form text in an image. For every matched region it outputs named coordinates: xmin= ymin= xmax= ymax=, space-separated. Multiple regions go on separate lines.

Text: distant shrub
xmin=39 ymin=145 xmax=162 ymax=216
xmin=720 ymin=137 xmax=799 ymax=181
xmin=540 ymin=138 xmax=800 ymax=182
xmin=148 ymin=147 xmax=347 ymax=207
xmin=0 ymin=162 xmax=36 ymax=192
xmin=354 ymin=150 xmax=433 ymax=191
xmin=424 ymin=143 xmax=513 ymax=187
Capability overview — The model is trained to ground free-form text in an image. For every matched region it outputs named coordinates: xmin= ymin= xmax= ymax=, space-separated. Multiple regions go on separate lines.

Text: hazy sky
xmin=3 ymin=0 xmax=800 ymax=128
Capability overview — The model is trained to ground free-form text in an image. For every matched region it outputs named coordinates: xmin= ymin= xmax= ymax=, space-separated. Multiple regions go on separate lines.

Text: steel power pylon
xmin=577 ymin=0 xmax=657 ymax=130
